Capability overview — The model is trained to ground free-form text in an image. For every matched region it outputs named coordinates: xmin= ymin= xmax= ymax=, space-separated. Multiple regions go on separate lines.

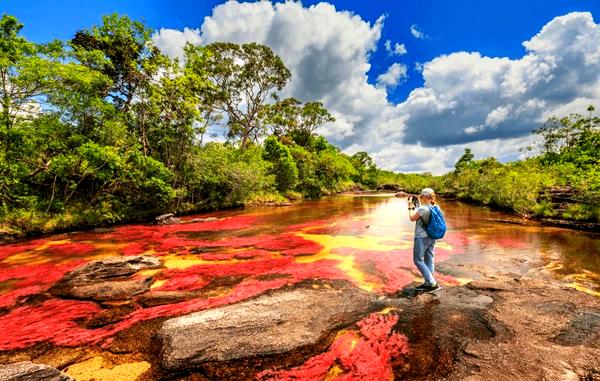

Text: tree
xmin=350 ymin=151 xmax=377 ymax=187
xmin=454 ymin=148 xmax=474 ymax=172
xmin=535 ymin=113 xmax=600 ymax=167
xmin=187 ymin=42 xmax=291 ymax=150
xmin=262 ymin=98 xmax=334 ymax=147
xmin=70 ymin=14 xmax=158 ymax=112
xmin=263 ymin=136 xmax=298 ymax=192
xmin=0 ymin=15 xmax=90 ymax=154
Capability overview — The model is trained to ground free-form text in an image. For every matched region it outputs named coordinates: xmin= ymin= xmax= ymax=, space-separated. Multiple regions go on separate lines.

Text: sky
xmin=3 ymin=0 xmax=600 ymax=174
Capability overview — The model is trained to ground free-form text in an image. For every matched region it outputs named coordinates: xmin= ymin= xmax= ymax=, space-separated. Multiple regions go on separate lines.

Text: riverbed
xmin=0 ymin=195 xmax=599 ymax=380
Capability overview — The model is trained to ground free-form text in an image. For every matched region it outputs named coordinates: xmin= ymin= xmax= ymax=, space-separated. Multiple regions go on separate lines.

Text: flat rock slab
xmin=51 ymin=255 xmax=161 ymax=301
xmin=553 ymin=311 xmax=600 ymax=348
xmin=156 ymin=286 xmax=377 ymax=370
xmin=0 ymin=361 xmax=74 ymax=381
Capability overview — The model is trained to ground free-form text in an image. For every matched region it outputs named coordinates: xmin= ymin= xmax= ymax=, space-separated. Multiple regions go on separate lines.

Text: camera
xmin=410 ymin=196 xmax=420 ymax=209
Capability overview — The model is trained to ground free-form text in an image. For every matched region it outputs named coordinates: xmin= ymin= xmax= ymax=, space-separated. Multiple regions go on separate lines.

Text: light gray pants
xmin=413 ymin=237 xmax=436 ymax=285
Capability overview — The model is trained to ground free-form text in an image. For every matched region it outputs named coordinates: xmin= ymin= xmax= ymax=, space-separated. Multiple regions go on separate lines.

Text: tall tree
xmin=187 ymin=42 xmax=291 ymax=150
xmin=70 ymin=14 xmax=157 ymax=112
xmin=454 ymin=148 xmax=474 ymax=172
xmin=263 ymin=98 xmax=334 ymax=133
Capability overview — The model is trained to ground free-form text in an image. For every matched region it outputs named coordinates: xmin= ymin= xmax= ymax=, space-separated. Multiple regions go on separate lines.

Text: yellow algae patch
xmin=567 ymin=282 xmax=600 ymax=297
xmin=379 ymin=307 xmax=397 ymax=315
xmin=150 ymin=279 xmax=167 ymax=289
xmin=300 ymin=233 xmax=412 ymax=254
xmin=324 ymin=364 xmax=344 ymax=381
xmin=89 ymin=242 xmax=129 ymax=257
xmin=138 ymin=269 xmax=161 ymax=277
xmin=161 ymin=254 xmax=243 ymax=269
xmin=295 ymin=233 xmax=412 ymax=291
xmin=64 ymin=356 xmax=151 ymax=381
xmin=448 ymin=277 xmax=473 ymax=286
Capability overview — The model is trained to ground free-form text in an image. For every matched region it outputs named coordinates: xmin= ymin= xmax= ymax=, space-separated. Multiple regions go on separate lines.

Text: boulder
xmin=51 ymin=256 xmax=161 ymax=301
xmin=156 ymin=286 xmax=378 ymax=370
xmin=188 ymin=217 xmax=219 ymax=223
xmin=0 ymin=361 xmax=74 ymax=381
xmin=553 ymin=311 xmax=600 ymax=348
xmin=156 ymin=213 xmax=181 ymax=225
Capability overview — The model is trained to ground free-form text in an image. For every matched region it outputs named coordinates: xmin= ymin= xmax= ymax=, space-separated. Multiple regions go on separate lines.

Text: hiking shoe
xmin=425 ymin=283 xmax=442 ymax=293
xmin=415 ymin=283 xmax=429 ymax=291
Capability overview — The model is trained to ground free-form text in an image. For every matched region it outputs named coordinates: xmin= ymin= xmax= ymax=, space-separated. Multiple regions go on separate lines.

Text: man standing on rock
xmin=407 ymin=188 xmax=441 ymax=292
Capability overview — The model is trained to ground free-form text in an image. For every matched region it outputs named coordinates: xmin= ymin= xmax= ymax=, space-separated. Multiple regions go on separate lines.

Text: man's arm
xmin=409 ymin=210 xmax=421 ymax=222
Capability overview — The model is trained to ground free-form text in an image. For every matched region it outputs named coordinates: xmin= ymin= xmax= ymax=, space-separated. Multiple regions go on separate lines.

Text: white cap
xmin=420 ymin=188 xmax=435 ymax=196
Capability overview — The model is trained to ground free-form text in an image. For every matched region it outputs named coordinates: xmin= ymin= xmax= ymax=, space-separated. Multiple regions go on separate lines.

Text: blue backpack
xmin=423 ymin=205 xmax=447 ymax=239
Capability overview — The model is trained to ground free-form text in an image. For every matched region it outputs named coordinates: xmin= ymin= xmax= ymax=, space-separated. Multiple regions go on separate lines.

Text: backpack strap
xmin=419 ymin=204 xmax=433 ymax=226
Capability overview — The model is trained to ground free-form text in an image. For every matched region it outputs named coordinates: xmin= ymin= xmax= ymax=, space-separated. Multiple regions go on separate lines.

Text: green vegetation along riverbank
xmin=381 ymin=110 xmax=600 ymax=227
xmin=0 ymin=14 xmax=385 ymax=237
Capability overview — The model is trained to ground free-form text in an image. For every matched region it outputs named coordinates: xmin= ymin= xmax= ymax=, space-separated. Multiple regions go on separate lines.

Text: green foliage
xmin=263 ymin=136 xmax=298 ymax=192
xmin=188 ymin=42 xmax=291 ymax=150
xmin=186 ymin=143 xmax=273 ymax=209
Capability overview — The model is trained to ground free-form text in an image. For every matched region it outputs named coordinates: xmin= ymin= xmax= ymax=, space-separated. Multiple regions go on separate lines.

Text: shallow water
xmin=0 ymin=195 xmax=598 ymax=380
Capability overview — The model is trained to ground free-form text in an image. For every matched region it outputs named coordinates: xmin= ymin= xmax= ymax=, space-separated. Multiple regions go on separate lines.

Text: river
xmin=0 ymin=195 xmax=598 ymax=380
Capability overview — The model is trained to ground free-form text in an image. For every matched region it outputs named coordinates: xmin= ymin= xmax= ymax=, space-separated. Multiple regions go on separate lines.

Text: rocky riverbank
xmin=0 ymin=258 xmax=598 ymax=380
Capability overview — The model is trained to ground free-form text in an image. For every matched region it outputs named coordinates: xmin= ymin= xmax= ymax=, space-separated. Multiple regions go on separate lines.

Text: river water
xmin=0 ymin=195 xmax=598 ymax=379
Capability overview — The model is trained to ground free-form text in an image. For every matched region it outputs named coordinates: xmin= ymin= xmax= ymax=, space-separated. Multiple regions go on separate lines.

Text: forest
xmin=0 ymin=14 xmax=382 ymax=235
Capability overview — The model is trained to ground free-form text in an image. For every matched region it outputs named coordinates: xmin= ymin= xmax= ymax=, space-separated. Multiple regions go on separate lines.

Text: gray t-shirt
xmin=414 ymin=205 xmax=431 ymax=238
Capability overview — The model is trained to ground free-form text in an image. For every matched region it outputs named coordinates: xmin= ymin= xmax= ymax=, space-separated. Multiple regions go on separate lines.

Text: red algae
xmin=0 ymin=199 xmax=468 ymax=353
xmin=0 ymin=299 xmax=102 ymax=350
xmin=257 ymin=313 xmax=409 ymax=381
xmin=0 ymin=238 xmax=49 ymax=261
xmin=0 ymin=261 xmax=85 ymax=308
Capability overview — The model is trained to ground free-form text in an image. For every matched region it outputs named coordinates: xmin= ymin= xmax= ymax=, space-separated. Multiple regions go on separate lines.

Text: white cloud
xmin=398 ymin=12 xmax=600 ymax=148
xmin=384 ymin=40 xmax=407 ymax=55
xmin=153 ymin=6 xmax=600 ymax=174
xmin=384 ymin=39 xmax=392 ymax=52
xmin=394 ymin=43 xmax=407 ymax=55
xmin=152 ymin=27 xmax=201 ymax=60
xmin=376 ymin=63 xmax=408 ymax=88
xmin=410 ymin=24 xmax=428 ymax=40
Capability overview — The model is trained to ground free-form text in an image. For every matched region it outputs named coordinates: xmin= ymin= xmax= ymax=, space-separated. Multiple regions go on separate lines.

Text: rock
xmin=91 ymin=227 xmax=114 ymax=233
xmin=0 ymin=361 xmax=74 ymax=381
xmin=188 ymin=217 xmax=219 ymax=223
xmin=156 ymin=286 xmax=377 ymax=370
xmin=156 ymin=213 xmax=181 ymax=225
xmin=60 ymin=279 xmax=153 ymax=301
xmin=553 ymin=311 xmax=600 ymax=348
xmin=394 ymin=191 xmax=410 ymax=198
xmin=137 ymin=291 xmax=197 ymax=307
xmin=51 ymin=256 xmax=161 ymax=301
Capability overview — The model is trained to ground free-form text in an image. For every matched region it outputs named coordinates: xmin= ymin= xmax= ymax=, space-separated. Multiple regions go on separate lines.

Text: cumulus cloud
xmin=153 ymin=0 xmax=388 ymax=147
xmin=153 ymin=5 xmax=600 ymax=174
xmin=398 ymin=12 xmax=600 ymax=148
xmin=385 ymin=40 xmax=407 ymax=55
xmin=410 ymin=24 xmax=428 ymax=39
xmin=376 ymin=63 xmax=408 ymax=89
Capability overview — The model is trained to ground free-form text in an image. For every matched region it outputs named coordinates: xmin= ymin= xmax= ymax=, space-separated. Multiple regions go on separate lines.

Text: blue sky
xmin=3 ymin=1 xmax=600 ymax=173
xmin=5 ymin=0 xmax=600 ymax=102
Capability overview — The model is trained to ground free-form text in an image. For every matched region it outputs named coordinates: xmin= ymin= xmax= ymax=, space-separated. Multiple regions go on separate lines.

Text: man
xmin=408 ymin=188 xmax=441 ymax=292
